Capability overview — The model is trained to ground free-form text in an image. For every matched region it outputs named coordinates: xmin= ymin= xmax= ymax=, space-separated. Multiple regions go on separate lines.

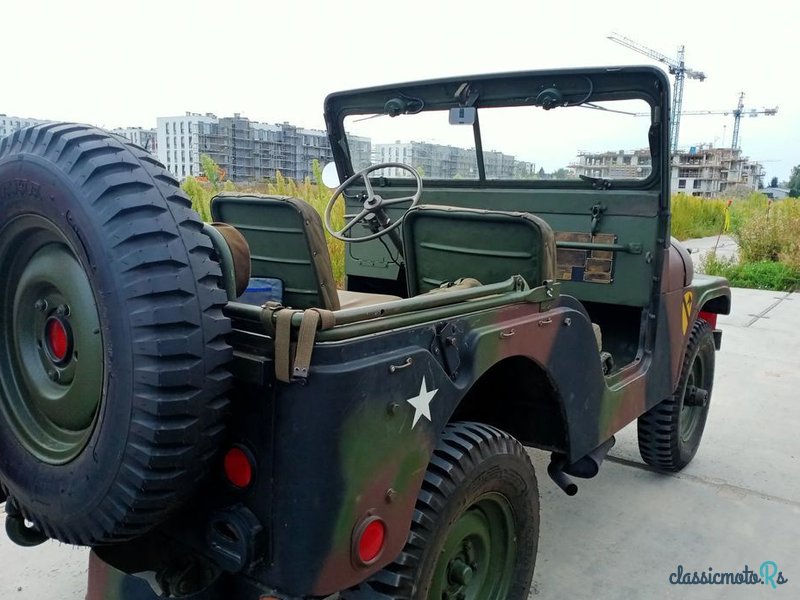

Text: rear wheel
xmin=638 ymin=318 xmax=715 ymax=471
xmin=346 ymin=422 xmax=539 ymax=600
xmin=0 ymin=124 xmax=232 ymax=545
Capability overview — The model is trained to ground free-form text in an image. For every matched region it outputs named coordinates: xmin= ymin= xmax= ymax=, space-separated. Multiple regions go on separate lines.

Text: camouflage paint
xmin=46 ymin=66 xmax=731 ymax=599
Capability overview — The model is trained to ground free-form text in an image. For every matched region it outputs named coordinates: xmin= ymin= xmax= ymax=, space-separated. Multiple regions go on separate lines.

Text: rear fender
xmin=665 ymin=274 xmax=730 ymax=388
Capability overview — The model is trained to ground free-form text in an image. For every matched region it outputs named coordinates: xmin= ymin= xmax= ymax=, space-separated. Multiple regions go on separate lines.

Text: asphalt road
xmin=1 ymin=287 xmax=798 ymax=599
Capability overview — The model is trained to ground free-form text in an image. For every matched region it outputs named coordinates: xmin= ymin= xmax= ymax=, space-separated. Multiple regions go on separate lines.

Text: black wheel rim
xmin=431 ymin=492 xmax=517 ymax=600
xmin=679 ymin=350 xmax=707 ymax=443
xmin=0 ymin=214 xmax=104 ymax=464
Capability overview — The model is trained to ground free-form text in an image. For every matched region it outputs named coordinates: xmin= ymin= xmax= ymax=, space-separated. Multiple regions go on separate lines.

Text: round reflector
xmin=46 ymin=318 xmax=69 ymax=362
xmin=224 ymin=447 xmax=253 ymax=488
xmin=357 ymin=518 xmax=386 ymax=565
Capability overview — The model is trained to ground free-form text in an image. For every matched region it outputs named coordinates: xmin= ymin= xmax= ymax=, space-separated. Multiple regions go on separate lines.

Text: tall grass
xmin=670 ymin=193 xmax=726 ymax=240
xmin=698 ymin=194 xmax=800 ymax=291
xmin=732 ymin=196 xmax=800 ymax=269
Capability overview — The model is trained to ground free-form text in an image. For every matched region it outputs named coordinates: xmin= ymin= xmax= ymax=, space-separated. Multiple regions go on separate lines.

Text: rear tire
xmin=638 ymin=318 xmax=715 ymax=471
xmin=345 ymin=422 xmax=539 ymax=600
xmin=0 ymin=124 xmax=231 ymax=545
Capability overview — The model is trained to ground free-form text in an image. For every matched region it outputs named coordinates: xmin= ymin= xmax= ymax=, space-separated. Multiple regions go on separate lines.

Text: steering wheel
xmin=324 ymin=162 xmax=423 ymax=242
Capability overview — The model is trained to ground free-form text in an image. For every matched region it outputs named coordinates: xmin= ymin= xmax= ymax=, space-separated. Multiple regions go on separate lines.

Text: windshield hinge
xmin=579 ymin=174 xmax=613 ymax=190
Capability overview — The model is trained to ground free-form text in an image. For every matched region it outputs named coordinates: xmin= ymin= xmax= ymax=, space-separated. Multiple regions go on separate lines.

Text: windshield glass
xmin=344 ymin=99 xmax=652 ymax=182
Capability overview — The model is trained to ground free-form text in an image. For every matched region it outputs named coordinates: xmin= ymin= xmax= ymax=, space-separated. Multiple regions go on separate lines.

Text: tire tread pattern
xmin=638 ymin=318 xmax=713 ymax=472
xmin=0 ymin=124 xmax=232 ymax=545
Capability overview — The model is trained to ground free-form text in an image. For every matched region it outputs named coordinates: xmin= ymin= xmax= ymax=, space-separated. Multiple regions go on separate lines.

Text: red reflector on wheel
xmin=356 ymin=518 xmax=386 ymax=565
xmin=46 ymin=318 xmax=69 ymax=361
xmin=224 ymin=447 xmax=253 ymax=488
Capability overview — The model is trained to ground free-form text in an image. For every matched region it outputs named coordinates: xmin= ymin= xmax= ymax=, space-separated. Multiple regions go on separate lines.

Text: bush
xmin=732 ymin=197 xmax=800 ymax=268
xmin=702 ymin=252 xmax=800 ymax=292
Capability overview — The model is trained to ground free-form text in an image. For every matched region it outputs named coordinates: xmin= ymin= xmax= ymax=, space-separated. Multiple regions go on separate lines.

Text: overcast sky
xmin=2 ymin=0 xmax=797 ymax=181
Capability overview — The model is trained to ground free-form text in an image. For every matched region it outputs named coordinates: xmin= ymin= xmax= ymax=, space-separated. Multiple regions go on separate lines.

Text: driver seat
xmin=210 ymin=193 xmax=401 ymax=310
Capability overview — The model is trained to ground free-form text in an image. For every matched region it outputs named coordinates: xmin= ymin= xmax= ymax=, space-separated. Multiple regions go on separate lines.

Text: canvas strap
xmin=260 ymin=303 xmax=336 ymax=383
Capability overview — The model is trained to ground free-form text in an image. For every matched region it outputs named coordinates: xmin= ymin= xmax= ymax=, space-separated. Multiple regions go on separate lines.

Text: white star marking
xmin=407 ymin=377 xmax=438 ymax=429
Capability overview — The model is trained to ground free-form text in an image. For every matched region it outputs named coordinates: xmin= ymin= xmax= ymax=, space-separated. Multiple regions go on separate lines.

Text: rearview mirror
xmin=449 ymin=107 xmax=476 ymax=125
xmin=321 ymin=162 xmax=342 ymax=189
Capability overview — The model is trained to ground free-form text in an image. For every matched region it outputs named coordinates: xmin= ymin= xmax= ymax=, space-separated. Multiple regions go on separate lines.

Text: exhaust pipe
xmin=548 ymin=436 xmax=616 ymax=495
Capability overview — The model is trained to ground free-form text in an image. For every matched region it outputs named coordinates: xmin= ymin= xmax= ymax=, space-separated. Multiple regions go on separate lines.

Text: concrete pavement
xmin=2 ymin=288 xmax=798 ymax=599
xmin=682 ymin=234 xmax=739 ymax=270
xmin=530 ymin=287 xmax=799 ymax=599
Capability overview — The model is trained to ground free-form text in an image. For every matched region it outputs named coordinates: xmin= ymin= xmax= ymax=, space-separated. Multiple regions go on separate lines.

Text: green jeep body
xmin=0 ymin=65 xmax=730 ymax=600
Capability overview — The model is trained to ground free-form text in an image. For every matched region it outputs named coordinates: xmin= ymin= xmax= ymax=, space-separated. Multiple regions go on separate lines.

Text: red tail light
xmin=354 ymin=517 xmax=386 ymax=565
xmin=224 ymin=447 xmax=253 ymax=488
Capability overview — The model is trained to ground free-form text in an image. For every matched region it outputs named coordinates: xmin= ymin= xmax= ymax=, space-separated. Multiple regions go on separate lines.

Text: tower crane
xmin=607 ymin=32 xmax=706 ymax=153
xmin=677 ymin=92 xmax=778 ymax=150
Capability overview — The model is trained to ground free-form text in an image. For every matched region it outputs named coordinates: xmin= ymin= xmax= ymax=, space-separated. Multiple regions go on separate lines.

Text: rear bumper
xmin=85 ymin=552 xmax=305 ymax=600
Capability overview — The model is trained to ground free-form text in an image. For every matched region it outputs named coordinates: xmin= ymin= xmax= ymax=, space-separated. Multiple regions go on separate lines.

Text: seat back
xmin=402 ymin=205 xmax=557 ymax=295
xmin=210 ymin=193 xmax=340 ymax=310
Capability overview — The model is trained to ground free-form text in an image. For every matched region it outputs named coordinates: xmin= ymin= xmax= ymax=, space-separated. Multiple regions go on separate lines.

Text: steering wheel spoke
xmin=338 ymin=209 xmax=369 ymax=236
xmin=361 ymin=174 xmax=376 ymax=198
xmin=324 ymin=162 xmax=423 ymax=243
xmin=382 ymin=195 xmax=417 ymax=206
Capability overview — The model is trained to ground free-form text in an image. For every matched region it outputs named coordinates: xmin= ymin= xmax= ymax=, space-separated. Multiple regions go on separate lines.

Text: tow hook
xmin=4 ymin=498 xmax=48 ymax=547
xmin=685 ymin=385 xmax=710 ymax=407
xmin=548 ymin=436 xmax=616 ymax=496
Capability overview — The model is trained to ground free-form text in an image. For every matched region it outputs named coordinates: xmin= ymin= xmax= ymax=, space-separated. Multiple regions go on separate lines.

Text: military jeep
xmin=0 ymin=65 xmax=730 ymax=599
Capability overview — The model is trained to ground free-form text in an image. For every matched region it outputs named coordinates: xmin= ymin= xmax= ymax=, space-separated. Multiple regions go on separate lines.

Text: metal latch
xmin=431 ymin=322 xmax=461 ymax=379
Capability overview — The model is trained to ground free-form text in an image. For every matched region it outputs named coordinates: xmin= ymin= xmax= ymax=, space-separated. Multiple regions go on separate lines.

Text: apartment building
xmin=111 ymin=127 xmax=158 ymax=155
xmin=0 ymin=114 xmax=51 ymax=139
xmin=157 ymin=113 xmax=368 ymax=182
xmin=373 ymin=141 xmax=533 ymax=179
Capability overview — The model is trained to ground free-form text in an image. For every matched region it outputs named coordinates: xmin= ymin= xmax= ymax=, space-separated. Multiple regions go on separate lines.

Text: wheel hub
xmin=0 ymin=215 xmax=104 ymax=464
xmin=432 ymin=492 xmax=517 ymax=600
xmin=448 ymin=556 xmax=475 ymax=588
xmin=45 ymin=315 xmax=72 ymax=364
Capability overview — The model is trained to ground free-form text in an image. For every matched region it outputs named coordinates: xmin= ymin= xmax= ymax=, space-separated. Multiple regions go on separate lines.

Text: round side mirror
xmin=321 ymin=162 xmax=342 ymax=189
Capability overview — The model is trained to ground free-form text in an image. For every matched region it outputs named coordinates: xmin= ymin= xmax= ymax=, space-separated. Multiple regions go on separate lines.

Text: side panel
xmin=244 ymin=299 xmax=673 ymax=595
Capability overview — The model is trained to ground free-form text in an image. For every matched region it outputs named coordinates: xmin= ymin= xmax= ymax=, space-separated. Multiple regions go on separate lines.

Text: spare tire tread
xmin=0 ymin=123 xmax=232 ymax=545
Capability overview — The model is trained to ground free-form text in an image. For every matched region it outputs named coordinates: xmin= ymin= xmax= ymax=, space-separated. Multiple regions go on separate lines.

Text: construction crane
xmin=607 ymin=32 xmax=706 ymax=153
xmin=677 ymin=93 xmax=778 ymax=150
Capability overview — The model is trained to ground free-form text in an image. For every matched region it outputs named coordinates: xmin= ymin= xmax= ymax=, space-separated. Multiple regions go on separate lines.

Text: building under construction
xmin=570 ymin=146 xmax=763 ymax=197
xmin=156 ymin=113 xmax=371 ymax=182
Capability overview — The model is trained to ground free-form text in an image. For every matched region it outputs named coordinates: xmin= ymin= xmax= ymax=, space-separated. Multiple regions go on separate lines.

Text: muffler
xmin=548 ymin=436 xmax=616 ymax=495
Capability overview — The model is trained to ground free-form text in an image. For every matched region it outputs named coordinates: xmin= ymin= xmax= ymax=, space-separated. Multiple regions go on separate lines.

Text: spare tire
xmin=0 ymin=124 xmax=232 ymax=545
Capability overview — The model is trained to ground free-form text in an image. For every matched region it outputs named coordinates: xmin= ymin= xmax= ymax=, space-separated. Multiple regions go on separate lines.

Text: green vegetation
xmin=670 ymin=193 xmax=727 ymax=240
xmin=788 ymin=164 xmax=800 ymax=198
xmin=699 ymin=194 xmax=800 ymax=291
xmin=702 ymin=255 xmax=799 ymax=292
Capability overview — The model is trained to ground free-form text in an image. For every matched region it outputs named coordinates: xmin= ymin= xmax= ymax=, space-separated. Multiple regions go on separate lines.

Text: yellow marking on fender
xmin=682 ymin=291 xmax=693 ymax=335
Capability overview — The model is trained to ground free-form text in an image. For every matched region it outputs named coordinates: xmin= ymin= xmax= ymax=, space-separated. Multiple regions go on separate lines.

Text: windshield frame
xmin=323 ymin=66 xmax=669 ymax=192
